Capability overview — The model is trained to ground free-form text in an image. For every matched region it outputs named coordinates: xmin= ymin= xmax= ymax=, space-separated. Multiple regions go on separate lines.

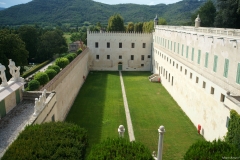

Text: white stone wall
xmin=153 ymin=25 xmax=240 ymax=141
xmin=87 ymin=31 xmax=153 ymax=71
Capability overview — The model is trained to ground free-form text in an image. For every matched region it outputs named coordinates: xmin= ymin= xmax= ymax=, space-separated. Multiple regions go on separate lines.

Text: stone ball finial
xmin=158 ymin=125 xmax=165 ymax=133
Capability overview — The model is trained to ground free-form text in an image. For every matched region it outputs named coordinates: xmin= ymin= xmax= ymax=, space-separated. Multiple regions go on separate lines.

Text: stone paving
xmin=119 ymin=71 xmax=135 ymax=141
xmin=0 ymin=100 xmax=35 ymax=158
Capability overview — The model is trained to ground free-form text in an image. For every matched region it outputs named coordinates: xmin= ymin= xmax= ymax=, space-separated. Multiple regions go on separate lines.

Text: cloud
xmin=0 ymin=2 xmax=6 ymax=5
xmin=148 ymin=1 xmax=156 ymax=5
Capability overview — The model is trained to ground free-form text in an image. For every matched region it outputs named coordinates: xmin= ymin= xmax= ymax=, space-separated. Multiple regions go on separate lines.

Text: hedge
xmin=27 ymin=80 xmax=40 ymax=91
xmin=21 ymin=60 xmax=51 ymax=78
xmin=87 ymin=138 xmax=154 ymax=160
xmin=77 ymin=48 xmax=82 ymax=55
xmin=34 ymin=72 xmax=49 ymax=85
xmin=64 ymin=53 xmax=77 ymax=62
xmin=45 ymin=69 xmax=57 ymax=80
xmin=225 ymin=110 xmax=240 ymax=150
xmin=47 ymin=65 xmax=61 ymax=74
xmin=55 ymin=57 xmax=69 ymax=69
xmin=184 ymin=140 xmax=240 ymax=159
xmin=2 ymin=122 xmax=88 ymax=160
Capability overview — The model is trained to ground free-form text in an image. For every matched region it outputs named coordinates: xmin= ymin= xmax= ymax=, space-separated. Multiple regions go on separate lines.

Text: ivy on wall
xmin=225 ymin=110 xmax=240 ymax=150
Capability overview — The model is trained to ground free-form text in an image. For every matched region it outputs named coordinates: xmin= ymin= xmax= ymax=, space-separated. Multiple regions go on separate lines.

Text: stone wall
xmin=41 ymin=49 xmax=89 ymax=121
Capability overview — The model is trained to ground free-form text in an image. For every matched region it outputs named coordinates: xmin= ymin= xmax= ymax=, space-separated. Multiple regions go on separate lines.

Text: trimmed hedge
xmin=184 ymin=140 xmax=240 ymax=159
xmin=87 ymin=138 xmax=154 ymax=160
xmin=55 ymin=57 xmax=69 ymax=69
xmin=34 ymin=72 xmax=49 ymax=85
xmin=77 ymin=48 xmax=82 ymax=55
xmin=47 ymin=65 xmax=61 ymax=74
xmin=2 ymin=122 xmax=88 ymax=160
xmin=21 ymin=60 xmax=51 ymax=78
xmin=64 ymin=53 xmax=77 ymax=62
xmin=45 ymin=69 xmax=57 ymax=80
xmin=27 ymin=80 xmax=40 ymax=91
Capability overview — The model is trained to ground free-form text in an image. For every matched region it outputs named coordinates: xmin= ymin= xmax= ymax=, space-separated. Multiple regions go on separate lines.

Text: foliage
xmin=70 ymin=32 xmax=81 ymax=42
xmin=126 ymin=22 xmax=134 ymax=32
xmin=87 ymin=138 xmax=154 ymax=160
xmin=21 ymin=60 xmax=51 ymax=78
xmin=158 ymin=18 xmax=167 ymax=25
xmin=44 ymin=69 xmax=57 ymax=80
xmin=107 ymin=14 xmax=125 ymax=31
xmin=225 ymin=110 xmax=240 ymax=150
xmin=215 ymin=0 xmax=240 ymax=28
xmin=184 ymin=140 xmax=240 ymax=159
xmin=27 ymin=79 xmax=40 ymax=91
xmin=134 ymin=22 xmax=143 ymax=32
xmin=64 ymin=53 xmax=77 ymax=62
xmin=77 ymin=48 xmax=83 ymax=55
xmin=143 ymin=21 xmax=154 ymax=33
xmin=34 ymin=72 xmax=49 ymax=85
xmin=2 ymin=122 xmax=88 ymax=160
xmin=191 ymin=0 xmax=216 ymax=27
xmin=55 ymin=57 xmax=69 ymax=69
xmin=47 ymin=64 xmax=61 ymax=74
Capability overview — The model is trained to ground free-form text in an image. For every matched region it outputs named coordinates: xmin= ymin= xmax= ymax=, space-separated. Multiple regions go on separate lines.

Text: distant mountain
xmin=0 ymin=7 xmax=5 ymax=11
xmin=0 ymin=0 xmax=206 ymax=26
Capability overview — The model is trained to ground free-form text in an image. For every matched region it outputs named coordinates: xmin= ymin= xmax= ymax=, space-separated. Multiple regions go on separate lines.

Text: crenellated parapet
xmin=88 ymin=31 xmax=152 ymax=37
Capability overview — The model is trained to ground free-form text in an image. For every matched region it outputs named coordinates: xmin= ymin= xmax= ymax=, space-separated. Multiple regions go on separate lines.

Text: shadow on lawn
xmin=65 ymin=71 xmax=109 ymax=155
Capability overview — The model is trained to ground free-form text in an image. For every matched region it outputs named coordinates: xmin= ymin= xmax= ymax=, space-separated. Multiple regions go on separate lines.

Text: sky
xmin=0 ymin=0 xmax=181 ymax=8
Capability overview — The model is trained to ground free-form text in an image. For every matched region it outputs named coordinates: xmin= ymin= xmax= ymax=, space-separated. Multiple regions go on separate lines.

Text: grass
xmin=63 ymin=32 xmax=72 ymax=44
xmin=122 ymin=71 xmax=204 ymax=160
xmin=65 ymin=71 xmax=128 ymax=155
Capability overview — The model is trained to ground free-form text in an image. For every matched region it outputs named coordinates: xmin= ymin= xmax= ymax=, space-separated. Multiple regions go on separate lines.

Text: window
xmin=236 ymin=63 xmax=240 ymax=84
xmin=185 ymin=69 xmax=187 ymax=75
xmin=180 ymin=66 xmax=182 ymax=71
xmin=119 ymin=42 xmax=122 ymax=48
xmin=173 ymin=61 xmax=175 ymax=66
xmin=213 ymin=55 xmax=218 ymax=72
xmin=148 ymin=55 xmax=151 ymax=58
xmin=141 ymin=55 xmax=144 ymax=60
xmin=205 ymin=52 xmax=209 ymax=68
xmin=174 ymin=42 xmax=176 ymax=52
xmin=52 ymin=115 xmax=55 ymax=122
xmin=211 ymin=87 xmax=214 ymax=94
xmin=196 ymin=77 xmax=199 ymax=83
xmin=168 ymin=40 xmax=170 ymax=49
xmin=95 ymin=42 xmax=98 ymax=48
xmin=191 ymin=48 xmax=194 ymax=61
xmin=171 ymin=41 xmax=172 ymax=50
xmin=226 ymin=117 xmax=230 ymax=128
xmin=203 ymin=81 xmax=206 ymax=88
xmin=176 ymin=63 xmax=178 ymax=69
xmin=107 ymin=55 xmax=110 ymax=59
xmin=223 ymin=59 xmax=229 ymax=78
xmin=220 ymin=94 xmax=225 ymax=102
xmin=119 ymin=55 xmax=122 ymax=59
xmin=107 ymin=42 xmax=110 ymax=48
xmin=131 ymin=43 xmax=135 ymax=48
xmin=143 ymin=43 xmax=146 ymax=48
xmin=186 ymin=46 xmax=189 ymax=58
xmin=96 ymin=55 xmax=99 ymax=59
xmin=190 ymin=73 xmax=192 ymax=79
xmin=141 ymin=64 xmax=144 ymax=67
xmin=182 ymin=44 xmax=184 ymax=56
xmin=178 ymin=43 xmax=180 ymax=54
xmin=198 ymin=50 xmax=201 ymax=64
xmin=131 ymin=55 xmax=134 ymax=60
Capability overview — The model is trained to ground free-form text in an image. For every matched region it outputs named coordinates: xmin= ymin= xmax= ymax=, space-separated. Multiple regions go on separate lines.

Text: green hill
xmin=0 ymin=0 xmax=206 ymax=26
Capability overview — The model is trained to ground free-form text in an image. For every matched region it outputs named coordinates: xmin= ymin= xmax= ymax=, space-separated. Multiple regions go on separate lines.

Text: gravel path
xmin=0 ymin=100 xmax=35 ymax=158
xmin=119 ymin=71 xmax=135 ymax=141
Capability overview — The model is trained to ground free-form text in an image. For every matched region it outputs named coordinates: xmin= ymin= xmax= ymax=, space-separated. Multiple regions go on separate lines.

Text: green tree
xmin=34 ymin=72 xmax=49 ymax=85
xmin=158 ymin=18 xmax=167 ymax=25
xmin=45 ymin=69 xmax=57 ymax=80
xmin=55 ymin=57 xmax=69 ymax=69
xmin=143 ymin=21 xmax=154 ymax=33
xmin=70 ymin=32 xmax=81 ymax=42
xmin=126 ymin=22 xmax=134 ymax=32
xmin=27 ymin=79 xmax=40 ymax=91
xmin=18 ymin=26 xmax=39 ymax=63
xmin=107 ymin=14 xmax=125 ymax=31
xmin=215 ymin=0 xmax=240 ymax=28
xmin=134 ymin=22 xmax=143 ymax=32
xmin=47 ymin=65 xmax=61 ymax=73
xmin=191 ymin=0 xmax=216 ymax=27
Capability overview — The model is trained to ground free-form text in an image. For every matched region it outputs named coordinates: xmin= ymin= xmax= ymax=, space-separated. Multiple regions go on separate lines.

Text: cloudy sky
xmin=0 ymin=0 xmax=181 ymax=8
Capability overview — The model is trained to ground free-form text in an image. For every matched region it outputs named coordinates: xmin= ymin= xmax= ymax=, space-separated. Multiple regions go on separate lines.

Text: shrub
xmin=2 ymin=122 xmax=88 ymax=160
xmin=184 ymin=140 xmax=240 ymax=159
xmin=21 ymin=60 xmax=51 ymax=78
xmin=77 ymin=48 xmax=82 ymax=55
xmin=87 ymin=138 xmax=154 ymax=160
xmin=47 ymin=65 xmax=61 ymax=74
xmin=45 ymin=69 xmax=57 ymax=80
xmin=34 ymin=72 xmax=49 ymax=85
xmin=27 ymin=80 xmax=40 ymax=91
xmin=55 ymin=57 xmax=69 ymax=69
xmin=64 ymin=53 xmax=77 ymax=62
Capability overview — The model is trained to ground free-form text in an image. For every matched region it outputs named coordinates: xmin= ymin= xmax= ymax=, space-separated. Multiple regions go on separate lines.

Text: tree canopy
xmin=107 ymin=14 xmax=125 ymax=31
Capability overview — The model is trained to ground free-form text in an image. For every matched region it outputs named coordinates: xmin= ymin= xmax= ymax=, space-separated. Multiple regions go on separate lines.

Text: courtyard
xmin=66 ymin=71 xmax=203 ymax=159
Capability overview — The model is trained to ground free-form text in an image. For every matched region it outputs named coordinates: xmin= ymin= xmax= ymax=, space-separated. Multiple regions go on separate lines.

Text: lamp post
xmin=157 ymin=125 xmax=165 ymax=160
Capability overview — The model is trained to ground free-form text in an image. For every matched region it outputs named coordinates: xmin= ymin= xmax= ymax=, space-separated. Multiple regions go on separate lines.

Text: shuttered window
xmin=236 ymin=63 xmax=240 ymax=84
xmin=198 ymin=50 xmax=201 ymax=64
xmin=186 ymin=46 xmax=189 ymax=58
xmin=182 ymin=44 xmax=184 ymax=56
xmin=191 ymin=48 xmax=194 ymax=61
xmin=178 ymin=43 xmax=180 ymax=54
xmin=213 ymin=55 xmax=218 ymax=72
xmin=205 ymin=52 xmax=209 ymax=68
xmin=223 ymin=59 xmax=229 ymax=78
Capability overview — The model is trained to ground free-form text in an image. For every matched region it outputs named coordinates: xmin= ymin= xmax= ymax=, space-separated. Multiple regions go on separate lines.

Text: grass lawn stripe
xmin=122 ymin=71 xmax=203 ymax=160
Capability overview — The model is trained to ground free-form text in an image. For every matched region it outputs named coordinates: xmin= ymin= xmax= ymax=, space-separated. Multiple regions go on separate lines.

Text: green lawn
xmin=65 ymin=71 xmax=128 ymax=155
xmin=122 ymin=71 xmax=203 ymax=160
xmin=63 ymin=32 xmax=72 ymax=44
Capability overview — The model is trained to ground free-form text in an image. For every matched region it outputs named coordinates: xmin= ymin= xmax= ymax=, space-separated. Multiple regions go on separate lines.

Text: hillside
xmin=0 ymin=0 xmax=206 ymax=26
xmin=0 ymin=7 xmax=5 ymax=11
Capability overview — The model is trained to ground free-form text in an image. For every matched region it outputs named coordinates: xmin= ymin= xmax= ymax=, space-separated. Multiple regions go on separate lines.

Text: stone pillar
xmin=118 ymin=125 xmax=125 ymax=138
xmin=195 ymin=14 xmax=201 ymax=28
xmin=157 ymin=125 xmax=165 ymax=160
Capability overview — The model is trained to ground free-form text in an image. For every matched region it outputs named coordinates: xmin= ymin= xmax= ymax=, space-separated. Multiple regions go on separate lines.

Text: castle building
xmin=87 ymin=15 xmax=240 ymax=141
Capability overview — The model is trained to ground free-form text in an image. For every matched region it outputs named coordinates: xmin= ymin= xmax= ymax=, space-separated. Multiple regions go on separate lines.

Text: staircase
xmin=148 ymin=74 xmax=161 ymax=83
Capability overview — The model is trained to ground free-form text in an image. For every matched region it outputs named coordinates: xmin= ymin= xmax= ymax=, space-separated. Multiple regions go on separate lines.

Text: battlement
xmin=155 ymin=25 xmax=240 ymax=38
xmin=88 ymin=31 xmax=152 ymax=37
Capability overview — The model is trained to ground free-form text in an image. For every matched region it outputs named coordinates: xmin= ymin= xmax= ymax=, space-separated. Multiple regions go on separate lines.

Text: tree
xmin=47 ymin=65 xmax=61 ymax=74
xmin=70 ymin=33 xmax=81 ymax=42
xmin=45 ymin=69 xmax=57 ymax=80
xmin=191 ymin=0 xmax=216 ymax=27
xmin=143 ymin=21 xmax=154 ymax=33
xmin=18 ymin=26 xmax=39 ymax=63
xmin=126 ymin=22 xmax=134 ymax=32
xmin=27 ymin=79 xmax=40 ymax=91
xmin=214 ymin=0 xmax=240 ymax=28
xmin=158 ymin=18 xmax=167 ymax=25
xmin=34 ymin=72 xmax=49 ymax=85
xmin=55 ymin=57 xmax=69 ymax=69
xmin=134 ymin=22 xmax=143 ymax=32
xmin=107 ymin=14 xmax=125 ymax=32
